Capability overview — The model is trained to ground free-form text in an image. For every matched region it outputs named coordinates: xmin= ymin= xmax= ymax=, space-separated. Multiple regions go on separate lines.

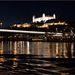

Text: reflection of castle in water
xmin=0 ymin=41 xmax=75 ymax=58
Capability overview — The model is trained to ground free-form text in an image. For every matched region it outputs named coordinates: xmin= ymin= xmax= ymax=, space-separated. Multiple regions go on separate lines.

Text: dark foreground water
xmin=0 ymin=41 xmax=75 ymax=75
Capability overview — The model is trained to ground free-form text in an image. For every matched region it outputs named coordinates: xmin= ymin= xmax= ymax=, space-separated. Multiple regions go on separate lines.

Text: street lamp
xmin=0 ymin=23 xmax=2 ymax=28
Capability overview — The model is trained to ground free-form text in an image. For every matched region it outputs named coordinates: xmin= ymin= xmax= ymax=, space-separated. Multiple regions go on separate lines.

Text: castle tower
xmin=53 ymin=14 xmax=56 ymax=19
xmin=42 ymin=13 xmax=45 ymax=17
xmin=32 ymin=15 xmax=35 ymax=22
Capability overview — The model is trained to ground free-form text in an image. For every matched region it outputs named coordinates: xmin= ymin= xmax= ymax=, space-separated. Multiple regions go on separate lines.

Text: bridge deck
xmin=0 ymin=29 xmax=62 ymax=35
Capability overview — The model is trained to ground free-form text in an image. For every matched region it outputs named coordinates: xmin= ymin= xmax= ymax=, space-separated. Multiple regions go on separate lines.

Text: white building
xmin=32 ymin=13 xmax=56 ymax=23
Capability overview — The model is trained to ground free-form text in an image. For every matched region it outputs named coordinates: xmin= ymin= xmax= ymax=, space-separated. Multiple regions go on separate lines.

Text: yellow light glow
xmin=17 ymin=25 xmax=21 ymax=28
xmin=0 ymin=23 xmax=2 ymax=25
xmin=13 ymin=24 xmax=16 ymax=27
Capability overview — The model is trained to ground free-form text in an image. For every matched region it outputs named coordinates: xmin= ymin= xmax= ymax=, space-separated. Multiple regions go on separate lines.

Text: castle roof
xmin=45 ymin=16 xmax=53 ymax=17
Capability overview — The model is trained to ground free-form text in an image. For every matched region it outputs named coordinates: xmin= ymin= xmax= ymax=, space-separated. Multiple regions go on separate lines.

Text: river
xmin=0 ymin=41 xmax=75 ymax=75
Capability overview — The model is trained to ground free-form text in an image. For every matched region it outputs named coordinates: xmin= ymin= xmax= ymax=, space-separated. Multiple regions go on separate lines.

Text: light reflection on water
xmin=0 ymin=41 xmax=75 ymax=74
xmin=0 ymin=41 xmax=75 ymax=58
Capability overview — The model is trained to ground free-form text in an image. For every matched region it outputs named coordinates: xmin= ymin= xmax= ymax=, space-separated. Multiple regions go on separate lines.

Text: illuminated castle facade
xmin=32 ymin=13 xmax=56 ymax=23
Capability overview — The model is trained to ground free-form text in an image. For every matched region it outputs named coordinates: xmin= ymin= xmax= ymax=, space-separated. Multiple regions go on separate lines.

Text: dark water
xmin=0 ymin=41 xmax=75 ymax=75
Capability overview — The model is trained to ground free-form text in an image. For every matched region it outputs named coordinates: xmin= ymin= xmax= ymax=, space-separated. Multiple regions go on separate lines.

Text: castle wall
xmin=32 ymin=13 xmax=56 ymax=23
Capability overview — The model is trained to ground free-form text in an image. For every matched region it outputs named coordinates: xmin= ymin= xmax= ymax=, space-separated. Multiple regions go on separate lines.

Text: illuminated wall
xmin=32 ymin=13 xmax=56 ymax=23
xmin=39 ymin=22 xmax=68 ymax=28
xmin=11 ymin=23 xmax=30 ymax=28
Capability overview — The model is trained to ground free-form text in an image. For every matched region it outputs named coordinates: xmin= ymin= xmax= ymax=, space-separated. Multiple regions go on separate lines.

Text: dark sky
xmin=0 ymin=1 xmax=75 ymax=27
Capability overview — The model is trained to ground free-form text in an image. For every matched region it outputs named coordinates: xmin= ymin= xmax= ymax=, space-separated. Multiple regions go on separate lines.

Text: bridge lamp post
xmin=63 ymin=29 xmax=65 ymax=36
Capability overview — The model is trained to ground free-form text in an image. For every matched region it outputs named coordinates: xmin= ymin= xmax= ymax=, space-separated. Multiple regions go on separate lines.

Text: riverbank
xmin=0 ymin=37 xmax=75 ymax=42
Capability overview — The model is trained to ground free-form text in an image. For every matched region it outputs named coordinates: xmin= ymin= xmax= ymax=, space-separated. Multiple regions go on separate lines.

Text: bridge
xmin=0 ymin=29 xmax=62 ymax=35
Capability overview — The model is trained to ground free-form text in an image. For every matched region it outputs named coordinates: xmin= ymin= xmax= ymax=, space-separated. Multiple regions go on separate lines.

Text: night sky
xmin=0 ymin=1 xmax=75 ymax=27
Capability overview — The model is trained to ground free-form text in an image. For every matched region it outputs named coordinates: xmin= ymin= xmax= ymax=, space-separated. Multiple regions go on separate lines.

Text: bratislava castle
xmin=32 ymin=13 xmax=56 ymax=23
